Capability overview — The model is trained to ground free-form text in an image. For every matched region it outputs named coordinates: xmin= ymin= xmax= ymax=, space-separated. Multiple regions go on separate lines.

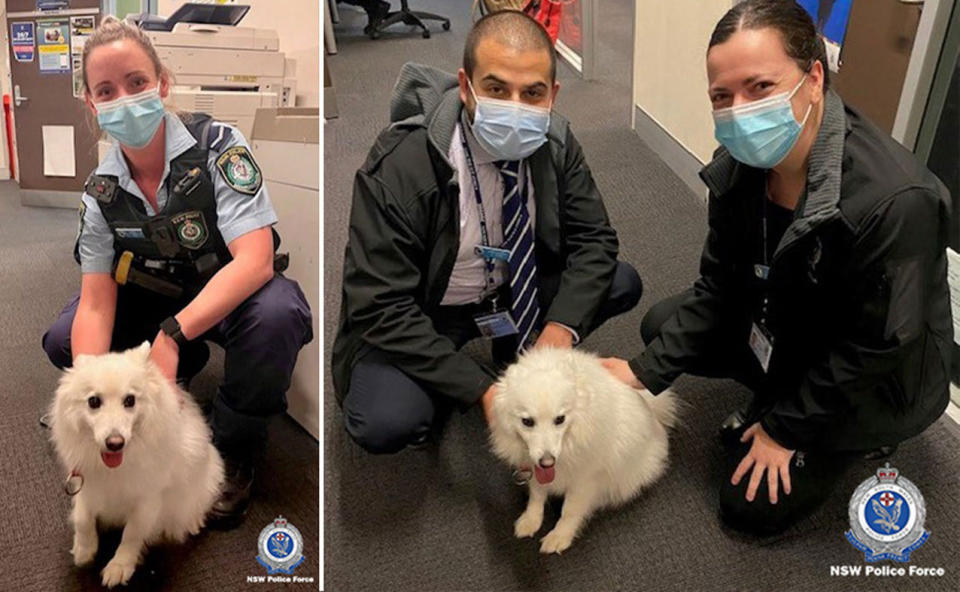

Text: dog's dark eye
xmin=123 ymin=395 xmax=136 ymax=408
xmin=521 ymin=417 xmax=535 ymax=427
xmin=87 ymin=395 xmax=101 ymax=409
xmin=554 ymin=415 xmax=565 ymax=426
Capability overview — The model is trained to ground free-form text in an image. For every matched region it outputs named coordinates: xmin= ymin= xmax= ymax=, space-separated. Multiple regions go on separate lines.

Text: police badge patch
xmin=256 ymin=516 xmax=305 ymax=575
xmin=169 ymin=211 xmax=208 ymax=250
xmin=846 ymin=463 xmax=929 ymax=562
xmin=216 ymin=145 xmax=262 ymax=195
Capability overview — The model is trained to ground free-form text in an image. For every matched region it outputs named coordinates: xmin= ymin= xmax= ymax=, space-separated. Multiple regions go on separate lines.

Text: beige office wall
xmin=158 ymin=0 xmax=320 ymax=107
xmin=633 ymin=0 xmax=732 ymax=164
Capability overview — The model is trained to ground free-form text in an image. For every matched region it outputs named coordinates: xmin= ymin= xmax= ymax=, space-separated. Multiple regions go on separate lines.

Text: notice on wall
xmin=37 ymin=18 xmax=70 ymax=74
xmin=42 ymin=125 xmax=76 ymax=177
xmin=70 ymin=16 xmax=94 ymax=97
xmin=71 ymin=55 xmax=83 ymax=98
xmin=11 ymin=22 xmax=35 ymax=63
xmin=70 ymin=16 xmax=94 ymax=55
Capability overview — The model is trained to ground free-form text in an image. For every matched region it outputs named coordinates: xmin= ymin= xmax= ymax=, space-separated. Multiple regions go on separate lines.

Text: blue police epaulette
xmin=84 ymin=174 xmax=118 ymax=204
xmin=207 ymin=122 xmax=234 ymax=152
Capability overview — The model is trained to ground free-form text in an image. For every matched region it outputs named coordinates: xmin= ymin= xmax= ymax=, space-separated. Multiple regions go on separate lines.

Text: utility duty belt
xmin=113 ymin=250 xmax=289 ymax=299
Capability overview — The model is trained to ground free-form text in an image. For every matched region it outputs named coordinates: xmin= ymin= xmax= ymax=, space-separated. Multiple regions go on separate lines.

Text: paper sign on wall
xmin=11 ymin=23 xmax=35 ymax=63
xmin=42 ymin=125 xmax=76 ymax=177
xmin=37 ymin=18 xmax=70 ymax=74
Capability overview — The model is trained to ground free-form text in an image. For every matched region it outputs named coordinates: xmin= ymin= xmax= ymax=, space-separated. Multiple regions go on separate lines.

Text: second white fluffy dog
xmin=490 ymin=347 xmax=677 ymax=554
xmin=50 ymin=343 xmax=224 ymax=587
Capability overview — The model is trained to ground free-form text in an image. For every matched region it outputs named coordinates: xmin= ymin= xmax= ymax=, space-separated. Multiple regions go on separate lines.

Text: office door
xmin=832 ymin=0 xmax=923 ymax=134
xmin=6 ymin=0 xmax=100 ymax=206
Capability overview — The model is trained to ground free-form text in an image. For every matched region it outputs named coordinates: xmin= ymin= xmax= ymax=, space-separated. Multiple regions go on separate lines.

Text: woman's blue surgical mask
xmin=468 ymin=79 xmax=551 ymax=161
xmin=713 ymin=75 xmax=812 ymax=169
xmin=95 ymin=84 xmax=165 ymax=148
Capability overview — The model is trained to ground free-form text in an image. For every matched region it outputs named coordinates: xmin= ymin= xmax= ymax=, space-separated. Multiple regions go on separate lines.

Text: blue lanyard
xmin=460 ymin=130 xmax=495 ymax=277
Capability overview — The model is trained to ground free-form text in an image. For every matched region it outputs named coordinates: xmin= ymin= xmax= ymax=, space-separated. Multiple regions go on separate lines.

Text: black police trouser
xmin=642 ymin=289 xmax=852 ymax=535
xmin=342 ymin=261 xmax=644 ymax=454
xmin=42 ymin=275 xmax=313 ymax=460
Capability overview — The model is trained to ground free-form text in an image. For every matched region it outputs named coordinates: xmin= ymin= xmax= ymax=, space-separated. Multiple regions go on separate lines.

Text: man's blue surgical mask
xmin=468 ymin=78 xmax=551 ymax=161
xmin=95 ymin=84 xmax=165 ymax=149
xmin=713 ymin=75 xmax=812 ymax=169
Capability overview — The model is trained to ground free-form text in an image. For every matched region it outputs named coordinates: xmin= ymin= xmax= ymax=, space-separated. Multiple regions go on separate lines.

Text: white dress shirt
xmin=441 ymin=120 xmax=581 ymax=344
xmin=441 ymin=122 xmax=536 ymax=305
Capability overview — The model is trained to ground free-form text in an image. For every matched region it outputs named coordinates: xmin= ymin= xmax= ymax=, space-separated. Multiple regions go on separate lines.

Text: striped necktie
xmin=498 ymin=160 xmax=540 ymax=352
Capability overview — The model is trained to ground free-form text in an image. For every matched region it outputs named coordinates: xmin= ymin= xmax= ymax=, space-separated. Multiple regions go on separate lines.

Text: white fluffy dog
xmin=490 ymin=347 xmax=677 ymax=554
xmin=50 ymin=343 xmax=224 ymax=587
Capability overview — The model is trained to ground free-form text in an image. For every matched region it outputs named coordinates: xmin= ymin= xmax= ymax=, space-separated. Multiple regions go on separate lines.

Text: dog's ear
xmin=72 ymin=353 xmax=92 ymax=369
xmin=132 ymin=341 xmax=151 ymax=362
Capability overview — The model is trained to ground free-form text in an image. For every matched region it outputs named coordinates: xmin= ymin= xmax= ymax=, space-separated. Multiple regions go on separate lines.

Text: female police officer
xmin=41 ymin=16 xmax=313 ymax=527
xmin=603 ymin=0 xmax=951 ymax=534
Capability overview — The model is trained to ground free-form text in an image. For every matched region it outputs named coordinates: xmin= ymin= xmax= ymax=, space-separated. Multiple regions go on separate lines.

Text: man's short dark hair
xmin=463 ymin=10 xmax=556 ymax=82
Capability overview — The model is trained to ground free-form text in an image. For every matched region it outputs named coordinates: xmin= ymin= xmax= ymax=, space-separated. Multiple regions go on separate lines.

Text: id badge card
xmin=474 ymin=310 xmax=519 ymax=339
xmin=475 ymin=245 xmax=511 ymax=262
xmin=749 ymin=322 xmax=774 ymax=373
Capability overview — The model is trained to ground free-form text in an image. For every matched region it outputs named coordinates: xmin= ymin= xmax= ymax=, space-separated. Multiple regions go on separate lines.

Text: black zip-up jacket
xmin=630 ymin=90 xmax=952 ymax=452
xmin=331 ymin=63 xmax=619 ymax=406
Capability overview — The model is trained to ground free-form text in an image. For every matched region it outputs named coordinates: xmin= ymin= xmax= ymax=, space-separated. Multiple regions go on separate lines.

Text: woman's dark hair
xmin=708 ymin=0 xmax=830 ymax=88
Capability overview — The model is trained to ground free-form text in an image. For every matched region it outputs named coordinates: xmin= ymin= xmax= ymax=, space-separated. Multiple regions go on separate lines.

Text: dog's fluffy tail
xmin=646 ymin=388 xmax=679 ymax=429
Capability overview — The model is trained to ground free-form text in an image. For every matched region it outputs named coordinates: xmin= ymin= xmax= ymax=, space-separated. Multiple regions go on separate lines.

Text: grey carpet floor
xmin=0 ymin=180 xmax=319 ymax=585
xmin=324 ymin=2 xmax=960 ymax=591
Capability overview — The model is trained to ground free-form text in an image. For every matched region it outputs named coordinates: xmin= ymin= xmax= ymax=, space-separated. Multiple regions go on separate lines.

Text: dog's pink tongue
xmin=101 ymin=451 xmax=123 ymax=468
xmin=534 ymin=465 xmax=555 ymax=484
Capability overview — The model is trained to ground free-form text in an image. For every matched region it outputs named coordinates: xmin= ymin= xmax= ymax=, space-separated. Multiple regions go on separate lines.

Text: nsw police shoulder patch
xmin=216 ymin=146 xmax=262 ymax=195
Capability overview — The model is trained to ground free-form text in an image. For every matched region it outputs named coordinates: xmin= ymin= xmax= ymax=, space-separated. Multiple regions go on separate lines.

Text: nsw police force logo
xmin=846 ymin=463 xmax=929 ymax=562
xmin=256 ymin=516 xmax=305 ymax=574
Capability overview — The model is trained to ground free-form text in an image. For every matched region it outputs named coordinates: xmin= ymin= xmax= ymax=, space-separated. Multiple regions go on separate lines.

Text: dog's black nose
xmin=538 ymin=454 xmax=555 ymax=468
xmin=105 ymin=435 xmax=125 ymax=451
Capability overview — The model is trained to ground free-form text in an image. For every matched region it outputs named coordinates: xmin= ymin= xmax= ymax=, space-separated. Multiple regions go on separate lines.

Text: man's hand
xmin=731 ymin=422 xmax=795 ymax=504
xmin=481 ymin=384 xmax=497 ymax=426
xmin=534 ymin=322 xmax=574 ymax=349
xmin=600 ymin=357 xmax=642 ymax=389
xmin=149 ymin=330 xmax=179 ymax=386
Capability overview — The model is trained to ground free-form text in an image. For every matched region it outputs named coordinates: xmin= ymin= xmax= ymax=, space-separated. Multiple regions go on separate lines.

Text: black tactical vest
xmin=76 ymin=113 xmax=277 ymax=294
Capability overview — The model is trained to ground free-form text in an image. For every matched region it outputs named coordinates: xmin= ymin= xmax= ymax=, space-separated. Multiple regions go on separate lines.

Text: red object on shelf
xmin=525 ymin=1 xmax=562 ymax=44
xmin=3 ymin=94 xmax=15 ymax=179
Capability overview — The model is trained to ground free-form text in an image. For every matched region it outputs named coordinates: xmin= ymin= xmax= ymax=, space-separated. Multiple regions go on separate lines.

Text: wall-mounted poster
xmin=37 ymin=18 xmax=70 ymax=74
xmin=11 ymin=22 xmax=35 ymax=63
xmin=70 ymin=16 xmax=95 ymax=97
xmin=797 ymin=0 xmax=853 ymax=73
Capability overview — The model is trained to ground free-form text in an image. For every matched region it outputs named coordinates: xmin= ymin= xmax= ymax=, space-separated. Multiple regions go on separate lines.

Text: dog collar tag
xmin=64 ymin=470 xmax=83 ymax=496
xmin=512 ymin=468 xmax=532 ymax=486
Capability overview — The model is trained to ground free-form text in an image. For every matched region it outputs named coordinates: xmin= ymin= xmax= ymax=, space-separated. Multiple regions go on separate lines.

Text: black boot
xmin=863 ymin=444 xmax=898 ymax=460
xmin=719 ymin=398 xmax=768 ymax=448
xmin=207 ymin=456 xmax=254 ymax=529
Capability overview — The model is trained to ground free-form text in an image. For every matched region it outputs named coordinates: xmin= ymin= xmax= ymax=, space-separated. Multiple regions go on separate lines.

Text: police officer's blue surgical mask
xmin=713 ymin=75 xmax=812 ymax=169
xmin=467 ymin=78 xmax=551 ymax=161
xmin=95 ymin=84 xmax=165 ymax=149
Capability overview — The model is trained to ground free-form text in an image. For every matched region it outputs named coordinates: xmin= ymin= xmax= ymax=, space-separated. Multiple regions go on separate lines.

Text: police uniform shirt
xmin=76 ymin=111 xmax=278 ymax=274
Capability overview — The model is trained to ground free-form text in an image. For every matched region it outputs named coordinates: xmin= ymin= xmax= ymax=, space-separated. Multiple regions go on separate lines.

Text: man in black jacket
xmin=332 ymin=11 xmax=642 ymax=453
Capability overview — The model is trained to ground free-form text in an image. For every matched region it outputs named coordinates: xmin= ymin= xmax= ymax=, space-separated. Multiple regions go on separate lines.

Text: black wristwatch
xmin=160 ymin=317 xmax=190 ymax=349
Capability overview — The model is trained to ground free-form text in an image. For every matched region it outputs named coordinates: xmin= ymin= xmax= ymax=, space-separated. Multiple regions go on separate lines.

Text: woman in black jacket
xmin=604 ymin=0 xmax=951 ymax=534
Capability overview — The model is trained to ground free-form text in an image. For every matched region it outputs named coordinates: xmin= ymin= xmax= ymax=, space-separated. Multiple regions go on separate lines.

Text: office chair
xmin=367 ymin=0 xmax=450 ymax=39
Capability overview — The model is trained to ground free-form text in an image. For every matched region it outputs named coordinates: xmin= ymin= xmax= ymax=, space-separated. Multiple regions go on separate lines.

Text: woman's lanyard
xmin=758 ymin=194 xmax=771 ymax=326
